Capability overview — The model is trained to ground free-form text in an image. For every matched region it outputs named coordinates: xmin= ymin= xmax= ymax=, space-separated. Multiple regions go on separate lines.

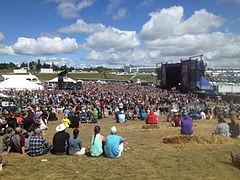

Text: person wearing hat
xmin=7 ymin=127 xmax=26 ymax=155
xmin=52 ymin=123 xmax=70 ymax=155
xmin=28 ymin=128 xmax=52 ymax=157
xmin=105 ymin=126 xmax=124 ymax=158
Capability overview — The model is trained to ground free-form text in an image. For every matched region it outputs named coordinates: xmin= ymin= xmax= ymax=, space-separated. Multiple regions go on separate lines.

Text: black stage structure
xmin=158 ymin=55 xmax=206 ymax=92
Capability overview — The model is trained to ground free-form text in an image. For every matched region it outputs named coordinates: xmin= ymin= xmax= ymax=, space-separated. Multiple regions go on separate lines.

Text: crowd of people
xmin=0 ymin=82 xmax=239 ymax=163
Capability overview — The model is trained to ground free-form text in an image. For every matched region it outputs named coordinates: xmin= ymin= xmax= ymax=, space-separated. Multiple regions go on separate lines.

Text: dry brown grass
xmin=163 ymin=135 xmax=236 ymax=144
xmin=1 ymin=115 xmax=240 ymax=180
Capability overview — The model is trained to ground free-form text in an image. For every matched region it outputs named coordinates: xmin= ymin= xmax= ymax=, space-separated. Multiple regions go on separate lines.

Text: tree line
xmin=0 ymin=59 xmax=115 ymax=72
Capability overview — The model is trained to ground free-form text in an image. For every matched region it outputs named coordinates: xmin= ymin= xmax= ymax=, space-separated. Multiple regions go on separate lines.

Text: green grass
xmin=33 ymin=73 xmax=157 ymax=82
xmin=0 ymin=69 xmax=157 ymax=82
xmin=1 ymin=115 xmax=240 ymax=179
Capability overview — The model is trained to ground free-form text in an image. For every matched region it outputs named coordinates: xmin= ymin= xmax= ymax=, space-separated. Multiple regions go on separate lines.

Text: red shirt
xmin=147 ymin=112 xmax=158 ymax=124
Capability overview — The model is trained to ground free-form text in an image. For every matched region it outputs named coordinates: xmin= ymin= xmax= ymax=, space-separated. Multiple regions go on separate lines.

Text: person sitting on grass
xmin=180 ymin=113 xmax=193 ymax=135
xmin=2 ymin=127 xmax=14 ymax=151
xmin=68 ymin=129 xmax=85 ymax=156
xmin=52 ymin=123 xmax=70 ymax=155
xmin=228 ymin=113 xmax=240 ymax=138
xmin=28 ymin=128 xmax=52 ymax=157
xmin=69 ymin=112 xmax=80 ymax=128
xmin=212 ymin=116 xmax=230 ymax=137
xmin=146 ymin=108 xmax=158 ymax=124
xmin=90 ymin=107 xmax=98 ymax=123
xmin=62 ymin=114 xmax=71 ymax=128
xmin=118 ymin=111 xmax=126 ymax=124
xmin=171 ymin=113 xmax=181 ymax=127
xmin=7 ymin=127 xmax=26 ymax=155
xmin=105 ymin=126 xmax=124 ymax=158
xmin=139 ymin=109 xmax=147 ymax=121
xmin=90 ymin=125 xmax=106 ymax=157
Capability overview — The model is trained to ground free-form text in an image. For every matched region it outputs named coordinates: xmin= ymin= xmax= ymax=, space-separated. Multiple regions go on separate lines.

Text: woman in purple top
xmin=180 ymin=114 xmax=193 ymax=135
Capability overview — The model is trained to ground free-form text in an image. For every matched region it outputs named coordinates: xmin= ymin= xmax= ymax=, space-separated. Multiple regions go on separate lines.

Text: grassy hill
xmin=0 ymin=69 xmax=157 ymax=82
xmin=34 ymin=73 xmax=157 ymax=82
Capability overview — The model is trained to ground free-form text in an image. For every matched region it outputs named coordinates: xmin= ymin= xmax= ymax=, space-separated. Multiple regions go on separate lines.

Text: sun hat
xmin=15 ymin=127 xmax=22 ymax=133
xmin=34 ymin=128 xmax=42 ymax=134
xmin=56 ymin=123 xmax=66 ymax=132
xmin=110 ymin=126 xmax=117 ymax=134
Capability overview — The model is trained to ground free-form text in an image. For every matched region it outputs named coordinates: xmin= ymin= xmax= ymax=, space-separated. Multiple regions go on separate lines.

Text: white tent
xmin=0 ymin=92 xmax=8 ymax=98
xmin=48 ymin=77 xmax=76 ymax=83
xmin=0 ymin=78 xmax=44 ymax=91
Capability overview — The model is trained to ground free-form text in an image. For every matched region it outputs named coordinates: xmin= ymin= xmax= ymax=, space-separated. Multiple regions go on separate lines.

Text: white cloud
xmin=140 ymin=6 xmax=223 ymax=40
xmin=138 ymin=6 xmax=240 ymax=67
xmin=58 ymin=19 xmax=105 ymax=34
xmin=36 ymin=57 xmax=76 ymax=66
xmin=85 ymin=48 xmax=161 ymax=65
xmin=112 ymin=8 xmax=126 ymax=20
xmin=12 ymin=36 xmax=79 ymax=55
xmin=0 ymin=45 xmax=14 ymax=55
xmin=50 ymin=0 xmax=95 ymax=19
xmin=85 ymin=27 xmax=140 ymax=51
xmin=0 ymin=32 xmax=14 ymax=55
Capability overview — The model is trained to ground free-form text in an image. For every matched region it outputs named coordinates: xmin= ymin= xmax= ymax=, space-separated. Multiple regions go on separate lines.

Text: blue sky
xmin=0 ymin=0 xmax=240 ymax=68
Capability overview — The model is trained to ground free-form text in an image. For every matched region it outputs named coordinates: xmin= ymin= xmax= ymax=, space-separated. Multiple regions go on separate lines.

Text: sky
xmin=0 ymin=0 xmax=240 ymax=68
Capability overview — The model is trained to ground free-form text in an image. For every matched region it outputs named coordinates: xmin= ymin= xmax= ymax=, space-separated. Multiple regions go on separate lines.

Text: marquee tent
xmin=0 ymin=78 xmax=44 ymax=91
xmin=48 ymin=77 xmax=76 ymax=83
xmin=196 ymin=76 xmax=214 ymax=92
xmin=0 ymin=92 xmax=8 ymax=98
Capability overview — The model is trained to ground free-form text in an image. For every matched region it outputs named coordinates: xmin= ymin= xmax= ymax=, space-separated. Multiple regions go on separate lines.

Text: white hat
xmin=56 ymin=123 xmax=66 ymax=132
xmin=110 ymin=126 xmax=117 ymax=134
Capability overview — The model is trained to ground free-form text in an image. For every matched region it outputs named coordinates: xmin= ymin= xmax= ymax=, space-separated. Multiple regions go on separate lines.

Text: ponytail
xmin=93 ymin=126 xmax=100 ymax=145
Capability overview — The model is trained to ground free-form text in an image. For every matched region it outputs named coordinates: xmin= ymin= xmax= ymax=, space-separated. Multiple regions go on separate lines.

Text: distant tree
xmin=42 ymin=63 xmax=51 ymax=68
xmin=0 ymin=62 xmax=18 ymax=70
xmin=51 ymin=63 xmax=57 ymax=71
xmin=60 ymin=64 xmax=67 ymax=70
xmin=20 ymin=62 xmax=28 ymax=68
xmin=9 ymin=62 xmax=18 ymax=69
xmin=35 ymin=59 xmax=42 ymax=71
xmin=29 ymin=61 xmax=37 ymax=71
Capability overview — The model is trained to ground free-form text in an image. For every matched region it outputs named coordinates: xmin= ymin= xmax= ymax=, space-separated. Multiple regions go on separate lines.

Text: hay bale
xmin=163 ymin=135 xmax=234 ymax=144
xmin=163 ymin=135 xmax=202 ymax=144
xmin=231 ymin=152 xmax=240 ymax=169
xmin=142 ymin=124 xmax=160 ymax=129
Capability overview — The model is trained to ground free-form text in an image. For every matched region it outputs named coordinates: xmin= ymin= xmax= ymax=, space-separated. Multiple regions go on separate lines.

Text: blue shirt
xmin=105 ymin=135 xmax=123 ymax=158
xmin=68 ymin=137 xmax=82 ymax=155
